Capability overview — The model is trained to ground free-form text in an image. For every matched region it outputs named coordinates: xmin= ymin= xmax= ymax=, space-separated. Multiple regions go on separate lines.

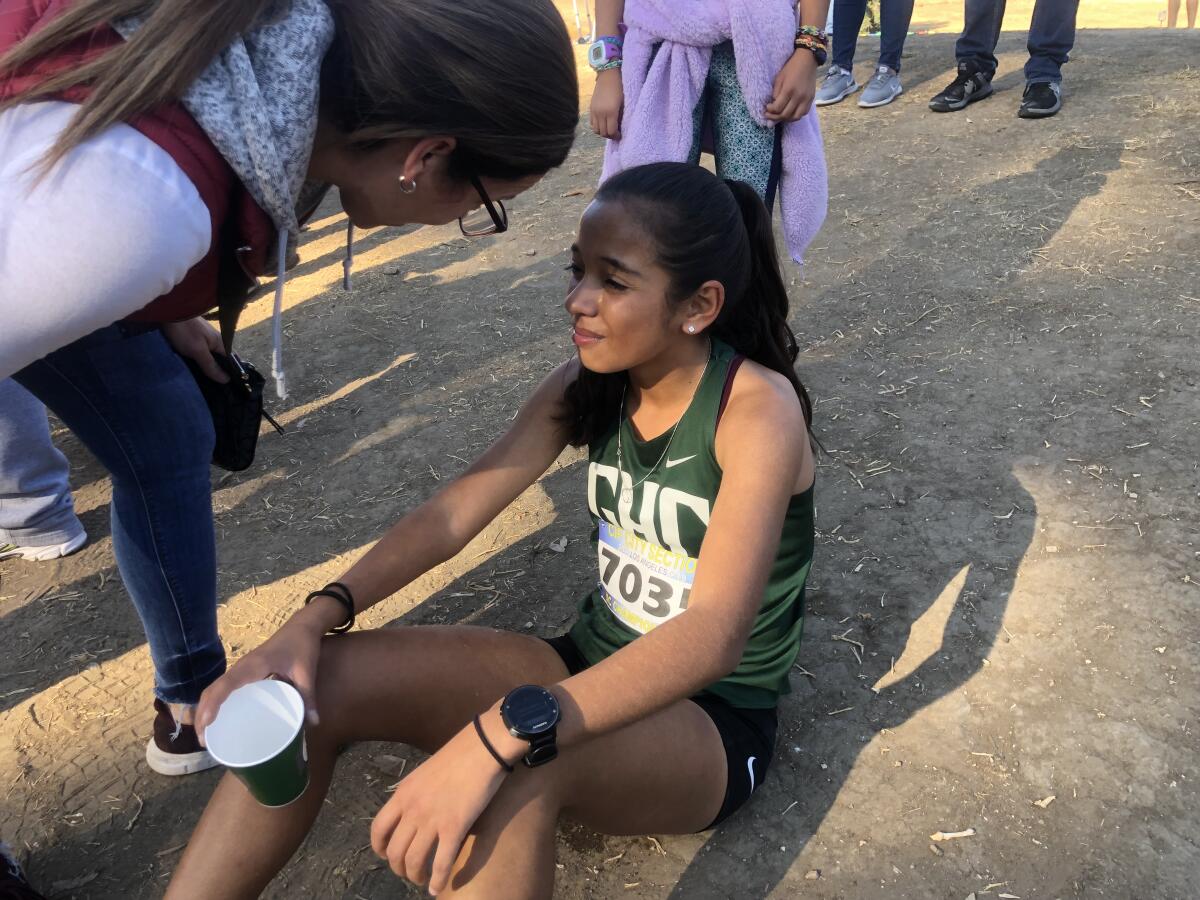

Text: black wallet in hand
xmin=186 ymin=353 xmax=284 ymax=472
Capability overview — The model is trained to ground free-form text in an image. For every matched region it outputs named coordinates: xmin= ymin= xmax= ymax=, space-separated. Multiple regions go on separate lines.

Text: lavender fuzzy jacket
xmin=600 ymin=0 xmax=828 ymax=263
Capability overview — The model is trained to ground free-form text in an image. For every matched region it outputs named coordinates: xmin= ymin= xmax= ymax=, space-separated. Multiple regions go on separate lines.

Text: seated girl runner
xmin=168 ymin=162 xmax=816 ymax=900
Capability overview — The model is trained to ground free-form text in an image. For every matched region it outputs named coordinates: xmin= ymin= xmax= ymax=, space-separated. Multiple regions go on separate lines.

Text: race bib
xmin=596 ymin=521 xmax=696 ymax=634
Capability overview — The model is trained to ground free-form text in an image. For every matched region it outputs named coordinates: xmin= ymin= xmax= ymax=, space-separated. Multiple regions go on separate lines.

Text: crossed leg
xmin=166 ymin=626 xmax=729 ymax=899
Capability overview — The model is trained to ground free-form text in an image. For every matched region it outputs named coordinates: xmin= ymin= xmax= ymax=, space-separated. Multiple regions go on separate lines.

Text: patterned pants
xmin=687 ymin=41 xmax=781 ymax=208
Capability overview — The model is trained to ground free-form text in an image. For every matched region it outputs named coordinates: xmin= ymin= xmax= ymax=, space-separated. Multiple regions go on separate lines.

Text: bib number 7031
xmin=599 ymin=544 xmax=691 ymax=622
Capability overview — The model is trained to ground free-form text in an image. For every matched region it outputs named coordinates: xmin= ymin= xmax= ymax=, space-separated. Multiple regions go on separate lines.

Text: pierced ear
xmin=685 ymin=280 xmax=725 ymax=332
xmin=401 ymin=136 xmax=458 ymax=182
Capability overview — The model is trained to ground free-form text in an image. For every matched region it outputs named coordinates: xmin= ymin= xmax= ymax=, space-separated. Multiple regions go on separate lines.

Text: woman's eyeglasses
xmin=459 ymin=175 xmax=509 ymax=237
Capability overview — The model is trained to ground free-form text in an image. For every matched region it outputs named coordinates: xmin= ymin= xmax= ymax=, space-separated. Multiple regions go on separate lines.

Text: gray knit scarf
xmin=115 ymin=0 xmax=337 ymax=399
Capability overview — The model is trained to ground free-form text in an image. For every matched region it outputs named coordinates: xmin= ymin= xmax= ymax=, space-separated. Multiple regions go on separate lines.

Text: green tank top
xmin=568 ymin=340 xmax=815 ymax=709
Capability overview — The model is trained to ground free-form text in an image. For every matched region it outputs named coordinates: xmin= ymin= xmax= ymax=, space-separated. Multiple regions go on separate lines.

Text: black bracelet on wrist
xmin=304 ymin=582 xmax=355 ymax=634
xmin=473 ymin=715 xmax=515 ymax=773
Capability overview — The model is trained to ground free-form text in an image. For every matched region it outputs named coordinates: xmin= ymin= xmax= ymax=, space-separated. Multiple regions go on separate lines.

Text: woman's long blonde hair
xmin=1 ymin=0 xmax=578 ymax=177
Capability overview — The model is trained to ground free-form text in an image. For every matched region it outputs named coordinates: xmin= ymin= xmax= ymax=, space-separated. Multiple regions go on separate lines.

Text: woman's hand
xmin=370 ymin=710 xmax=520 ymax=895
xmin=766 ymin=49 xmax=819 ymax=122
xmin=162 ymin=317 xmax=229 ymax=383
xmin=589 ymin=68 xmax=624 ymax=139
xmin=195 ymin=607 xmax=329 ymax=737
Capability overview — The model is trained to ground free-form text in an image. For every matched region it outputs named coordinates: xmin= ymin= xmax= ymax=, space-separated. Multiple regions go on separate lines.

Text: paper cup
xmin=204 ymin=679 xmax=309 ymax=808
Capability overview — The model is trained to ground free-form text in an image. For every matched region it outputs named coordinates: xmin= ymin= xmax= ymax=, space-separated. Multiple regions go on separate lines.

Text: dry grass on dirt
xmin=2 ymin=23 xmax=1198 ymax=900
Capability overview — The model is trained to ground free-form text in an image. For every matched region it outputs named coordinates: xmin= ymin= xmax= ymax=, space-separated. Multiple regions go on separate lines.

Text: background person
xmin=1167 ymin=0 xmax=1197 ymax=27
xmin=0 ymin=379 xmax=87 ymax=562
xmin=0 ymin=0 xmax=578 ymax=775
xmin=927 ymin=0 xmax=1081 ymax=118
xmin=816 ymin=0 xmax=916 ymax=108
xmin=588 ymin=0 xmax=829 ymax=263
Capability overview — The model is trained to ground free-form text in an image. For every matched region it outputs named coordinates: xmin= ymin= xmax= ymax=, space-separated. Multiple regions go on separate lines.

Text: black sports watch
xmin=499 ymin=684 xmax=560 ymax=767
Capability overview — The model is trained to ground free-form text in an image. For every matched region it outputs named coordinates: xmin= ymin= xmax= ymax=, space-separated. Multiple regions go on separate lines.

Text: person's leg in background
xmin=930 ymin=0 xmax=1004 ymax=111
xmin=15 ymin=324 xmax=225 ymax=776
xmin=1019 ymin=0 xmax=1079 ymax=117
xmin=1166 ymin=0 xmax=1194 ymax=27
xmin=705 ymin=42 xmax=780 ymax=206
xmin=878 ymin=0 xmax=917 ymax=71
xmin=956 ymin=0 xmax=1006 ymax=76
xmin=817 ymin=0 xmax=866 ymax=105
xmin=858 ymin=0 xmax=916 ymax=107
xmin=0 ymin=378 xmax=87 ymax=561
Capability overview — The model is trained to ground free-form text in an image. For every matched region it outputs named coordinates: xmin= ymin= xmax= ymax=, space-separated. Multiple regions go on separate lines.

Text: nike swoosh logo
xmin=665 ymin=455 xmax=696 ymax=468
xmin=747 ymin=756 xmax=757 ymax=793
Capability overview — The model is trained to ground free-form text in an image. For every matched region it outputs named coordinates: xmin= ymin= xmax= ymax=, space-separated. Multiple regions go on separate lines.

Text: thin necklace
xmin=616 ymin=341 xmax=712 ymax=506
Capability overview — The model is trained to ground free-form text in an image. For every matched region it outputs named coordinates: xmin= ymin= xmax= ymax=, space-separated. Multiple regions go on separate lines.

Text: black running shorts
xmin=542 ymin=633 xmax=777 ymax=829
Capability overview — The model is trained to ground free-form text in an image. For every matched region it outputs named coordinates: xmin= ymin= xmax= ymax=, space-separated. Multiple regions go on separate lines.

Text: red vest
xmin=0 ymin=0 xmax=276 ymax=324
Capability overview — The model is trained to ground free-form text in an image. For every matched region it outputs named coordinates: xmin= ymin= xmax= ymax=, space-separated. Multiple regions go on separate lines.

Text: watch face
xmin=502 ymin=686 xmax=559 ymax=736
xmin=588 ymin=42 xmax=607 ymax=67
xmin=588 ymin=41 xmax=620 ymax=67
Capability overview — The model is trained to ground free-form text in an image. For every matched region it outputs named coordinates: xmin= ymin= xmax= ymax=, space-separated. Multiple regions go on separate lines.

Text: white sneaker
xmin=0 ymin=531 xmax=87 ymax=562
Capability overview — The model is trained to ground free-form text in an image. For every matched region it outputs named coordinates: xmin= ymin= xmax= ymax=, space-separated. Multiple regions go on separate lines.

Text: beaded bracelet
xmin=793 ymin=33 xmax=829 ymax=65
xmin=796 ymin=24 xmax=830 ymax=45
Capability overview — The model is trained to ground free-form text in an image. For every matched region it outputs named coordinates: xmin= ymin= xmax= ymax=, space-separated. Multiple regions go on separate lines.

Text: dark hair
xmin=560 ymin=162 xmax=813 ymax=446
xmin=0 ymin=0 xmax=578 ymax=179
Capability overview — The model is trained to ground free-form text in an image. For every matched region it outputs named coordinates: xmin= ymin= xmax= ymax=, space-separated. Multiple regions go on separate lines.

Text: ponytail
xmin=716 ymin=179 xmax=813 ymax=428
xmin=561 ymin=162 xmax=813 ymax=447
xmin=1 ymin=0 xmax=577 ymax=179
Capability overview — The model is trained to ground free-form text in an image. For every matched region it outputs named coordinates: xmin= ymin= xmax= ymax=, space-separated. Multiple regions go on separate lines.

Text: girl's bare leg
xmin=166 ymin=627 xmax=571 ymax=899
xmin=439 ymin=697 xmax=727 ymax=899
xmin=166 ymin=626 xmax=729 ymax=900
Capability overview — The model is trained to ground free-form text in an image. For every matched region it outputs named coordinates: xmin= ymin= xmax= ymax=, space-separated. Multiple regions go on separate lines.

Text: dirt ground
xmin=3 ymin=23 xmax=1199 ymax=900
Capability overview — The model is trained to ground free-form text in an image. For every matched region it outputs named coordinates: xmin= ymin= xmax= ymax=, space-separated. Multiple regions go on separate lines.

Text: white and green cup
xmin=204 ymin=679 xmax=309 ymax=808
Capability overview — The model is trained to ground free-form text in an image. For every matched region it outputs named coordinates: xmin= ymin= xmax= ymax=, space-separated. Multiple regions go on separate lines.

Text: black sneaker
xmin=928 ymin=61 xmax=994 ymax=112
xmin=0 ymin=843 xmax=47 ymax=900
xmin=1018 ymin=81 xmax=1062 ymax=118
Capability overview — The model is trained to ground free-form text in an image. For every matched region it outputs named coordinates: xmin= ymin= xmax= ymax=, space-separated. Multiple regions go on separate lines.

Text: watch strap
xmin=522 ymin=729 xmax=559 ymax=767
xmin=588 ymin=35 xmax=624 ymax=71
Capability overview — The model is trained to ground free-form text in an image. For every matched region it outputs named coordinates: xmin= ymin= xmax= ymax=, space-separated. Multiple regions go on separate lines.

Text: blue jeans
xmin=0 ymin=378 xmax=85 ymax=546
xmin=956 ymin=0 xmax=1080 ymax=84
xmin=831 ymin=0 xmax=916 ymax=72
xmin=14 ymin=324 xmax=225 ymax=704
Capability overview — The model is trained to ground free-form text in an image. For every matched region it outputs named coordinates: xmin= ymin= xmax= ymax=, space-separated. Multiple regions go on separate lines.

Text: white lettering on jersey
xmin=588 ymin=462 xmax=620 ymax=526
xmin=657 ymin=487 xmax=711 ymax=556
xmin=587 ymin=462 xmax=711 ymax=557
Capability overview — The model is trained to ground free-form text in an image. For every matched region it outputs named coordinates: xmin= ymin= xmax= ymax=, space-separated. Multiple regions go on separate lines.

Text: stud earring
xmin=398 ymin=176 xmax=418 ymax=194
xmin=687 ymin=325 xmax=696 ymax=334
